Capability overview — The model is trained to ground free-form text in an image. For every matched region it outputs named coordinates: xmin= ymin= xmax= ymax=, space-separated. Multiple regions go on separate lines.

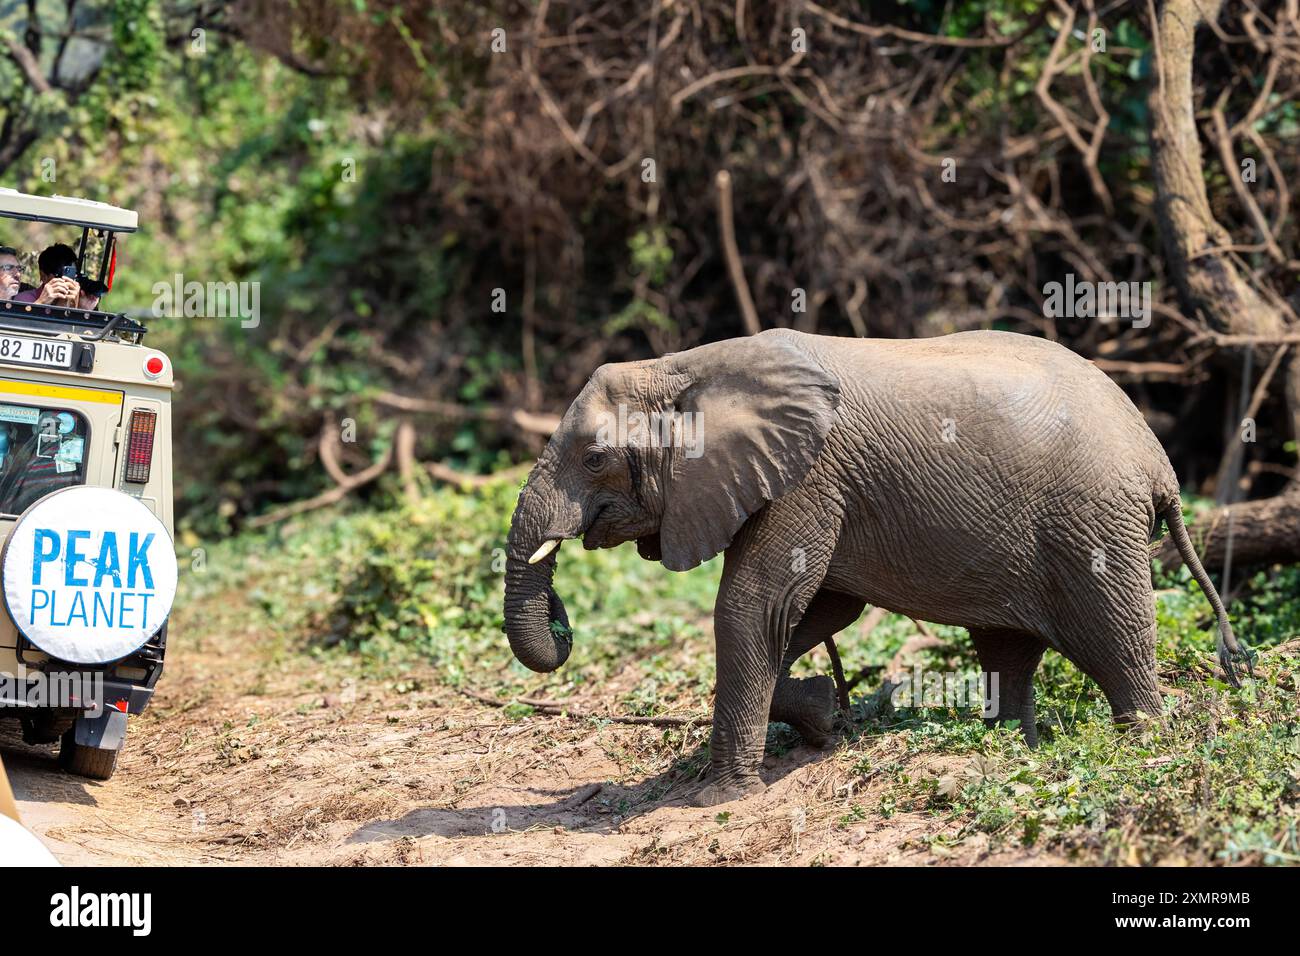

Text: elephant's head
xmin=503 ymin=329 xmax=840 ymax=673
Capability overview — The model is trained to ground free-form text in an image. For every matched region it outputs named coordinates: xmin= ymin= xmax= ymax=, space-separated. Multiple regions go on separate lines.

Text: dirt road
xmin=4 ymin=599 xmax=1053 ymax=867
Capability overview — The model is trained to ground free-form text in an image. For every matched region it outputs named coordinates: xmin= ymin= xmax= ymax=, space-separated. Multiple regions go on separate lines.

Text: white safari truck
xmin=0 ymin=190 xmax=175 ymax=780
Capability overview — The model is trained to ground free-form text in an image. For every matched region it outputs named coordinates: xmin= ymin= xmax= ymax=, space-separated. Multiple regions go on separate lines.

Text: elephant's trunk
xmin=503 ymin=469 xmax=576 ymax=673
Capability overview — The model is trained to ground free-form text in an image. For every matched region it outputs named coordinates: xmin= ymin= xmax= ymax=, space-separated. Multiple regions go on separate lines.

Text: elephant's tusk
xmin=528 ymin=539 xmax=561 ymax=564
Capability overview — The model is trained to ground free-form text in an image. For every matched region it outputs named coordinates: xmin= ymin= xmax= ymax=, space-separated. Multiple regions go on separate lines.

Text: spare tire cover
xmin=1 ymin=486 xmax=176 ymax=665
xmin=0 ymin=814 xmax=59 ymax=865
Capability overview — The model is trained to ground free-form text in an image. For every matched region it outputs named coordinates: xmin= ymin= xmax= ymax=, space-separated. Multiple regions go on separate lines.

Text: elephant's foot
xmin=691 ymin=774 xmax=766 ymax=808
xmin=771 ymin=674 xmax=837 ymax=747
xmin=1111 ymin=708 xmax=1156 ymax=734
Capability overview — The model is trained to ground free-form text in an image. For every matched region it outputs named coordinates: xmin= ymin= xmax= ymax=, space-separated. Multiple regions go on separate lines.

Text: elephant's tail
xmin=1158 ymin=500 xmax=1253 ymax=688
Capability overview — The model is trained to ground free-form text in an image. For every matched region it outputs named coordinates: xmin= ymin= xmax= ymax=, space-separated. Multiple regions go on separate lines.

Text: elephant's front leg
xmin=693 ymin=604 xmax=782 ymax=807
xmin=693 ymin=499 xmax=838 ymax=808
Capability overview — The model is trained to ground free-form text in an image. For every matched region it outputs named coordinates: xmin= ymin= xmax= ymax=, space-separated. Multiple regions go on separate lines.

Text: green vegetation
xmin=182 ymin=478 xmax=721 ymax=694
xmin=864 ymin=561 xmax=1300 ymax=865
xmin=179 ymin=483 xmax=1300 ymax=865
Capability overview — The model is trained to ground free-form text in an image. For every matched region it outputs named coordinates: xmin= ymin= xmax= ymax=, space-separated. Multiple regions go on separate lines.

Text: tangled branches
xmin=212 ymin=1 xmax=1300 ymax=550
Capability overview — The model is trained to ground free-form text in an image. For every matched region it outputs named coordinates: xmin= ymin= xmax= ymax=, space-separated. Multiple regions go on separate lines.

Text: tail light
xmin=124 ymin=408 xmax=157 ymax=483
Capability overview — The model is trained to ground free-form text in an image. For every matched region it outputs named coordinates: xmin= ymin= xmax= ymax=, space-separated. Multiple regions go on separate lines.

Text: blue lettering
xmin=127 ymin=533 xmax=154 ymax=589
xmin=93 ymin=531 xmax=122 ymax=588
xmin=66 ymin=590 xmax=88 ymax=626
xmin=93 ymin=591 xmax=114 ymax=627
xmin=118 ymin=592 xmax=134 ymax=627
xmin=31 ymin=530 xmax=59 ymax=586
xmin=28 ymin=589 xmax=50 ymax=624
xmin=64 ymin=530 xmax=91 ymax=587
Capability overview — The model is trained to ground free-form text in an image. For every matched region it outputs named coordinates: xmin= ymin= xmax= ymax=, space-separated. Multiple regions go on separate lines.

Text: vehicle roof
xmin=0 ymin=189 xmax=137 ymax=233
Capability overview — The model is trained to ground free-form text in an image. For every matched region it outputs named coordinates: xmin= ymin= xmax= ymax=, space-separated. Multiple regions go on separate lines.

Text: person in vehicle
xmin=12 ymin=244 xmax=80 ymax=306
xmin=0 ymin=410 xmax=85 ymax=516
xmin=75 ymin=275 xmax=107 ymax=312
xmin=0 ymin=246 xmax=21 ymax=300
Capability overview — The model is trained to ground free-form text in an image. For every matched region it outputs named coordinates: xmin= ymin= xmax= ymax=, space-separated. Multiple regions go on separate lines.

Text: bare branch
xmin=715 ymin=169 xmax=761 ymax=336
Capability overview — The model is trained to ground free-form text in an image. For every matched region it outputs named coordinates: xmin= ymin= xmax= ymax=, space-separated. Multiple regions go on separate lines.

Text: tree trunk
xmin=1150 ymin=0 xmax=1286 ymax=339
xmin=1156 ymin=491 xmax=1300 ymax=570
xmin=1148 ymin=0 xmax=1299 ymax=572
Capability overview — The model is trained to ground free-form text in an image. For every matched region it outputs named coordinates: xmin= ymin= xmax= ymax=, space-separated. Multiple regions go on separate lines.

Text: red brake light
xmin=144 ymin=355 xmax=165 ymax=377
xmin=124 ymin=409 xmax=157 ymax=483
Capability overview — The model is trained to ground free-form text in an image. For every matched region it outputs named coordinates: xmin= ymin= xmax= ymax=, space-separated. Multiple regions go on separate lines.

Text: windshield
xmin=0 ymin=402 xmax=90 ymax=516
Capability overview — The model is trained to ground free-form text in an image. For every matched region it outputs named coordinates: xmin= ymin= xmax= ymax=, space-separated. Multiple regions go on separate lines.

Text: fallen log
xmin=1154 ymin=491 xmax=1300 ymax=571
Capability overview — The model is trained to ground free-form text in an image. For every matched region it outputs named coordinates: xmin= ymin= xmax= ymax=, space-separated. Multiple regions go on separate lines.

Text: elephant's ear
xmin=657 ymin=330 xmax=840 ymax=572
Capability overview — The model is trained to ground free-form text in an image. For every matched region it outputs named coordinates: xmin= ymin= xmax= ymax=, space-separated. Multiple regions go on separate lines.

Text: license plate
xmin=0 ymin=334 xmax=73 ymax=369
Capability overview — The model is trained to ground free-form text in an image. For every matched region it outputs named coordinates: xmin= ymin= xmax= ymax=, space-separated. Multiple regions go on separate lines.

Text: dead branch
xmin=1036 ymin=1 xmax=1112 ymax=215
xmin=842 ymin=607 xmax=889 ymax=692
xmin=461 ymin=689 xmax=710 ymax=727
xmin=317 ymin=420 xmax=351 ymax=486
xmin=844 ymin=615 xmax=952 ymax=695
xmin=1210 ymin=93 xmax=1286 ymax=263
xmin=3 ymin=40 xmax=51 ymax=94
xmin=371 ymin=392 xmax=560 ymax=436
xmin=426 ymin=460 xmax=531 ymax=489
xmin=395 ymin=420 xmax=419 ymax=505
xmin=886 ymin=634 xmax=950 ymax=678
xmin=801 ymin=0 xmax=1043 ymax=48
xmin=858 ymin=606 xmax=887 ymax=637
xmin=1091 ymin=358 xmax=1191 ymax=380
xmin=715 ymin=170 xmax=762 ymax=336
xmin=248 ymin=431 xmax=395 ymax=528
xmin=672 ymin=62 xmax=796 ymax=111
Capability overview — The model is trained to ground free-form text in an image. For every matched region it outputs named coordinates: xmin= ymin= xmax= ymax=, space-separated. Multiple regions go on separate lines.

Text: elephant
xmin=502 ymin=328 xmax=1250 ymax=807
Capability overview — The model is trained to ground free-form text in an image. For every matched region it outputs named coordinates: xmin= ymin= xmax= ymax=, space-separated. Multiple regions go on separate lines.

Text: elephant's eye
xmin=583 ymin=447 xmax=608 ymax=472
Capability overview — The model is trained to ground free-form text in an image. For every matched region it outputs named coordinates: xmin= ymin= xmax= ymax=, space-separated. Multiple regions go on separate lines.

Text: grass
xmin=174 ymin=481 xmax=1300 ymax=865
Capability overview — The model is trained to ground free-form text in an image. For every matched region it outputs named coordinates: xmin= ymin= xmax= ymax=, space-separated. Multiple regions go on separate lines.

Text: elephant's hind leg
xmin=770 ymin=676 xmax=837 ymax=747
xmin=968 ymin=628 xmax=1047 ymax=746
xmin=1043 ymin=521 xmax=1164 ymax=732
xmin=1056 ymin=620 xmax=1162 ymax=729
xmin=771 ymin=589 xmax=866 ymax=746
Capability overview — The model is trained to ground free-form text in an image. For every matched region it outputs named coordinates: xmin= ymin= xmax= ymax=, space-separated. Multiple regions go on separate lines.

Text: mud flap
xmin=72 ymin=708 xmax=128 ymax=752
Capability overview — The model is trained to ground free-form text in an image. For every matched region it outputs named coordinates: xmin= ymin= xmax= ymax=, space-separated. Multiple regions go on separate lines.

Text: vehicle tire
xmin=58 ymin=730 xmax=119 ymax=781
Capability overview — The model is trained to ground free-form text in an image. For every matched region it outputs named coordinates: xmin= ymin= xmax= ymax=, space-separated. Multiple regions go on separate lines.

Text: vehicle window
xmin=0 ymin=403 xmax=90 ymax=517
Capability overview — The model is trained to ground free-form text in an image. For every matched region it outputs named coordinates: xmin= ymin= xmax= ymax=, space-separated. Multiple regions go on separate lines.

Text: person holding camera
xmin=75 ymin=275 xmax=108 ymax=311
xmin=12 ymin=243 xmax=81 ymax=306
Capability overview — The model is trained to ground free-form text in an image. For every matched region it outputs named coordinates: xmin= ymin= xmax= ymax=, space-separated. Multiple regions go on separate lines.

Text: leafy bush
xmin=181 ymin=477 xmax=721 ymax=691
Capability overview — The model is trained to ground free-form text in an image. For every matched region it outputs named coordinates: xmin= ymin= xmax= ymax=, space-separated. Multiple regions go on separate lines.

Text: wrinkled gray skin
xmin=503 ymin=329 xmax=1248 ymax=807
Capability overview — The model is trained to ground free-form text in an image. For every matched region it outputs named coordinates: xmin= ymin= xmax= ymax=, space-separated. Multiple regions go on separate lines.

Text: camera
xmin=60 ymin=264 xmax=78 ymax=280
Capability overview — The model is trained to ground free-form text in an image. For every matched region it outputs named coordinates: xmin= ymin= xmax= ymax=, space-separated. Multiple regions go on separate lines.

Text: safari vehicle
xmin=0 ymin=190 xmax=175 ymax=780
